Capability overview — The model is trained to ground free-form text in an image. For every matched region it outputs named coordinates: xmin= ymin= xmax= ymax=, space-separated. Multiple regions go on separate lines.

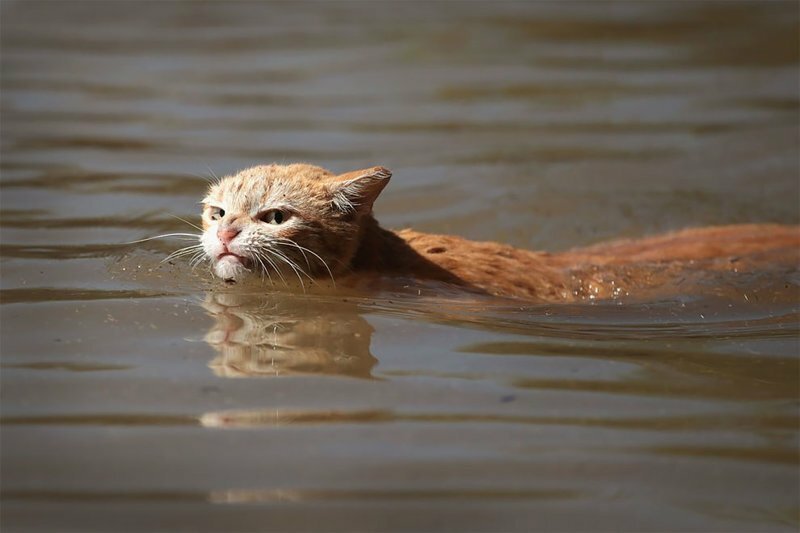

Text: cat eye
xmin=260 ymin=209 xmax=288 ymax=225
xmin=209 ymin=207 xmax=225 ymax=221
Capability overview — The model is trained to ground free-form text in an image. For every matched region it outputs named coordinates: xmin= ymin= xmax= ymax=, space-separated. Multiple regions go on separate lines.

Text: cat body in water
xmin=199 ymin=163 xmax=799 ymax=302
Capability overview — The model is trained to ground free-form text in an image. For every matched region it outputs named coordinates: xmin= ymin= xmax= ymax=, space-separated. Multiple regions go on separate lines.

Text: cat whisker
xmin=163 ymin=244 xmax=204 ymax=258
xmin=162 ymin=250 xmax=204 ymax=265
xmin=253 ymin=254 xmax=275 ymax=286
xmin=168 ymin=214 xmax=204 ymax=232
xmin=271 ymin=246 xmax=312 ymax=290
xmin=189 ymin=251 xmax=208 ymax=269
xmin=275 ymin=238 xmax=310 ymax=269
xmin=252 ymin=255 xmax=266 ymax=284
xmin=258 ymin=250 xmax=289 ymax=288
xmin=274 ymin=238 xmax=336 ymax=287
xmin=123 ymin=233 xmax=202 ymax=245
xmin=189 ymin=172 xmax=216 ymax=187
xmin=266 ymin=248 xmax=307 ymax=292
xmin=250 ymin=254 xmax=265 ymax=283
xmin=269 ymin=246 xmax=317 ymax=292
xmin=286 ymin=240 xmax=336 ymax=284
xmin=271 ymin=246 xmax=314 ymax=283
xmin=206 ymin=165 xmax=222 ymax=186
xmin=162 ymin=244 xmax=205 ymax=264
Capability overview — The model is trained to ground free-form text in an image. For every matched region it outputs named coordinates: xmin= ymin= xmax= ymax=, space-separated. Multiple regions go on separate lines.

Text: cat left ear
xmin=329 ymin=166 xmax=391 ymax=214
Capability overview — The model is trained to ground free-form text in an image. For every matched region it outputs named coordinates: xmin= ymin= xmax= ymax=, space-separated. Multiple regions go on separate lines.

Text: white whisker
xmin=206 ymin=165 xmax=221 ymax=185
xmin=253 ymin=254 xmax=274 ymax=286
xmin=162 ymin=244 xmax=205 ymax=263
xmin=275 ymin=238 xmax=336 ymax=287
xmin=123 ymin=233 xmax=201 ymax=245
xmin=270 ymin=248 xmax=313 ymax=289
xmin=253 ymin=255 xmax=266 ymax=283
xmin=276 ymin=238 xmax=310 ymax=269
xmin=163 ymin=244 xmax=204 ymax=257
xmin=259 ymin=250 xmax=288 ymax=287
xmin=163 ymin=249 xmax=204 ymax=264
xmin=189 ymin=251 xmax=208 ymax=269
xmin=266 ymin=248 xmax=306 ymax=292
xmin=168 ymin=214 xmax=203 ymax=232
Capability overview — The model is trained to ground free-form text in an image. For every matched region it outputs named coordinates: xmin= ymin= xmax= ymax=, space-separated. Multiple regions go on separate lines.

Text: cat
xmin=198 ymin=163 xmax=800 ymax=302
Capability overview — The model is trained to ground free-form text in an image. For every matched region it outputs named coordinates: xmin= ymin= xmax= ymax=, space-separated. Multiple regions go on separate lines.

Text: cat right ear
xmin=329 ymin=166 xmax=391 ymax=214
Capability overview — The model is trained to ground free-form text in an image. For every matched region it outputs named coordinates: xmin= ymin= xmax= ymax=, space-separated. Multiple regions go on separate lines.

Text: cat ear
xmin=329 ymin=166 xmax=391 ymax=214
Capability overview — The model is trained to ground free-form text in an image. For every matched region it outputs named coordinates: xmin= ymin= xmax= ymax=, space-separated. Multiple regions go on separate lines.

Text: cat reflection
xmin=202 ymin=291 xmax=377 ymax=379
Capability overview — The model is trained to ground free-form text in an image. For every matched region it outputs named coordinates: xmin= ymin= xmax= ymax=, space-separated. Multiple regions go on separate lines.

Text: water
xmin=1 ymin=2 xmax=799 ymax=531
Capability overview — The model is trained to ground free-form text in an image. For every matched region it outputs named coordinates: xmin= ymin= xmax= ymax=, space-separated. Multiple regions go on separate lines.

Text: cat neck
xmin=350 ymin=215 xmax=412 ymax=271
xmin=350 ymin=215 xmax=462 ymax=285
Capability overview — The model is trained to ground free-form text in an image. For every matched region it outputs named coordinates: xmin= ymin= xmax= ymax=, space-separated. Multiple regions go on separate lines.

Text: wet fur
xmin=201 ymin=164 xmax=800 ymax=302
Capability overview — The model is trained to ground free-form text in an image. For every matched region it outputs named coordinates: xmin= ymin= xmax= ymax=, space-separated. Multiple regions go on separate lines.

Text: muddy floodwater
xmin=1 ymin=2 xmax=799 ymax=532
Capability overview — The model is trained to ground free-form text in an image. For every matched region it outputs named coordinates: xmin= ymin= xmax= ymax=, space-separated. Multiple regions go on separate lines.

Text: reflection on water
xmin=2 ymin=1 xmax=799 ymax=532
xmin=208 ymin=487 xmax=581 ymax=503
xmin=203 ymin=291 xmax=376 ymax=379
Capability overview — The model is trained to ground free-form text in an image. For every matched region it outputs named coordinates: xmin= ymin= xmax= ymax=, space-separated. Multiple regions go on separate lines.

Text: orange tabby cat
xmin=199 ymin=164 xmax=799 ymax=302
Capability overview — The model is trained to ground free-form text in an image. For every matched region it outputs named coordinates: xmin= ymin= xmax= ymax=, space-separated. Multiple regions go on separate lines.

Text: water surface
xmin=1 ymin=2 xmax=799 ymax=531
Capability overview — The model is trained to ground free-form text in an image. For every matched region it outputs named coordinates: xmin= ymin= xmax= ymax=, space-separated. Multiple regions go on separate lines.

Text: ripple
xmin=0 ymin=243 xmax=131 ymax=260
xmin=0 ymin=414 xmax=195 ymax=426
xmin=0 ymin=168 xmax=201 ymax=194
xmin=438 ymin=82 xmax=690 ymax=102
xmin=0 ymin=487 xmax=582 ymax=503
xmin=0 ymin=361 xmax=133 ymax=372
xmin=643 ymin=445 xmax=797 ymax=465
xmin=0 ymin=288 xmax=173 ymax=304
xmin=198 ymin=408 xmax=798 ymax=432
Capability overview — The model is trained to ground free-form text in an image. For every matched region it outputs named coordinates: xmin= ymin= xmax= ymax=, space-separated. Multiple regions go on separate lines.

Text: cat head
xmin=201 ymin=163 xmax=391 ymax=282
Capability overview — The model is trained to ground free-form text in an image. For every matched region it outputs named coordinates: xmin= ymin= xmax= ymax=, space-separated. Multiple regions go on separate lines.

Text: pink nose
xmin=217 ymin=227 xmax=240 ymax=245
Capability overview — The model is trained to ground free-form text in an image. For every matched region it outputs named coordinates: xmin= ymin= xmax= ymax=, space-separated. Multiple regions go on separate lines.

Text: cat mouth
xmin=217 ymin=252 xmax=251 ymax=267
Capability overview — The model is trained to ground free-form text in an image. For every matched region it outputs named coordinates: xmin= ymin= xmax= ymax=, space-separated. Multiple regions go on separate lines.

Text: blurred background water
xmin=1 ymin=1 xmax=798 ymax=531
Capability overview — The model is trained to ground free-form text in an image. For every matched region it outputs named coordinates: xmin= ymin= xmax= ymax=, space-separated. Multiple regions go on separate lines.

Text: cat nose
xmin=217 ymin=226 xmax=240 ymax=245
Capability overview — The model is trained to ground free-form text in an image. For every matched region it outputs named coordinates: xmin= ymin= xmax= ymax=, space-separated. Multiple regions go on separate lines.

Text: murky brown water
xmin=1 ymin=2 xmax=799 ymax=531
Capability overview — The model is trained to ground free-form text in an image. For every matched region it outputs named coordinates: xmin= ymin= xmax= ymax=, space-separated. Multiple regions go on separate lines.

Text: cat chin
xmin=214 ymin=256 xmax=250 ymax=282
